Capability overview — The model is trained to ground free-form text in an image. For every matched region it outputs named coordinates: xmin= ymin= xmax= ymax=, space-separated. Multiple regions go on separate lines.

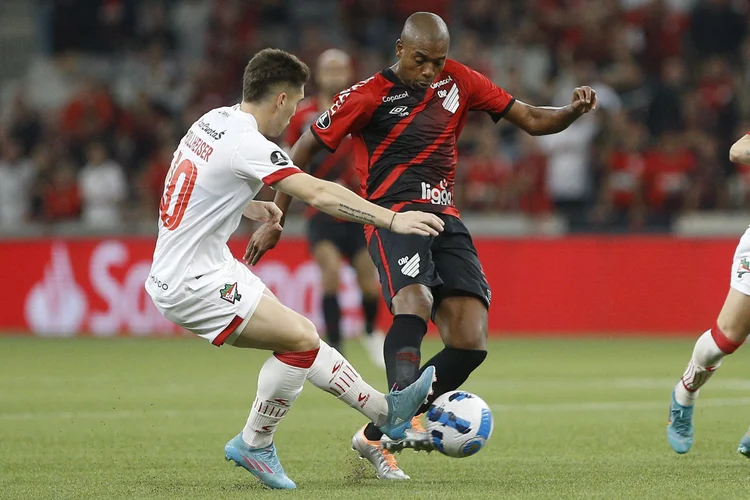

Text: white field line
xmin=3 ymin=397 xmax=750 ymax=422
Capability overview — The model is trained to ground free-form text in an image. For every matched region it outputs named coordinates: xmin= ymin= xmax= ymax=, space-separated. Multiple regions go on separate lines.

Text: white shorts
xmin=150 ymin=259 xmax=265 ymax=346
xmin=731 ymin=227 xmax=750 ymax=297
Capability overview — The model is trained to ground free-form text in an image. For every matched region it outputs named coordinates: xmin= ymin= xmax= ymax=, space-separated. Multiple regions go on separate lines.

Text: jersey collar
xmin=232 ymin=104 xmax=259 ymax=130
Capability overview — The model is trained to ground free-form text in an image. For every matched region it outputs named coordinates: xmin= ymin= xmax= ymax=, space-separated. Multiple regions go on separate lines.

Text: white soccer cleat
xmin=382 ymin=416 xmax=435 ymax=454
xmin=362 ymin=330 xmax=386 ymax=369
xmin=351 ymin=426 xmax=410 ymax=480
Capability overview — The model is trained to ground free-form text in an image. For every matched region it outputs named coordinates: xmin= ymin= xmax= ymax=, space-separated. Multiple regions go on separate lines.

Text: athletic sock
xmin=242 ymin=348 xmax=318 ymax=448
xmin=322 ymin=294 xmax=341 ymax=350
xmin=674 ymin=324 xmax=744 ymax=407
xmin=362 ymin=296 xmax=379 ymax=335
xmin=363 ymin=314 xmax=428 ymax=441
xmin=416 ymin=347 xmax=487 ymax=414
xmin=306 ymin=341 xmax=389 ymax=426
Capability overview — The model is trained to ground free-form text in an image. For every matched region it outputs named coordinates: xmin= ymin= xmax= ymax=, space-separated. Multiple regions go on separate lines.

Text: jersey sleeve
xmin=310 ymin=84 xmax=375 ymax=152
xmin=462 ymin=64 xmax=516 ymax=123
xmin=232 ymin=139 xmax=303 ymax=187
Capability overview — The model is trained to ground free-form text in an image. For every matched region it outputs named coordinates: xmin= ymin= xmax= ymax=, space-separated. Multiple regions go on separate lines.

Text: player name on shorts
xmin=183 ymin=129 xmax=214 ymax=162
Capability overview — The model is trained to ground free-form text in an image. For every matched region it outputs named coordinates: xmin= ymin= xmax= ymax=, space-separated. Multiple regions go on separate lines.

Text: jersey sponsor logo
xmin=421 ymin=179 xmax=453 ymax=206
xmin=431 ymin=75 xmax=453 ymax=89
xmin=316 ymin=109 xmax=331 ymax=129
xmin=737 ymin=258 xmax=750 ymax=279
xmin=149 ymin=274 xmax=169 ymax=291
xmin=389 ymin=106 xmax=410 ymax=117
xmin=382 ymin=91 xmax=409 ymax=103
xmin=270 ymin=150 xmax=290 ymax=166
xmin=442 ymin=84 xmax=460 ymax=114
xmin=183 ymin=130 xmax=214 ymax=162
xmin=197 ymin=119 xmax=226 ymax=141
xmin=219 ymin=282 xmax=242 ymax=304
xmin=399 ymin=253 xmax=420 ymax=278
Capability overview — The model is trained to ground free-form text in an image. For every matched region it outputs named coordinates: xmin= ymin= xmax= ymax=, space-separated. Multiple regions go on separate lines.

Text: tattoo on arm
xmin=338 ymin=204 xmax=377 ymax=224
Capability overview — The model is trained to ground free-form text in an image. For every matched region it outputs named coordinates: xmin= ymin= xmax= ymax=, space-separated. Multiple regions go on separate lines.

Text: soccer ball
xmin=424 ymin=391 xmax=493 ymax=458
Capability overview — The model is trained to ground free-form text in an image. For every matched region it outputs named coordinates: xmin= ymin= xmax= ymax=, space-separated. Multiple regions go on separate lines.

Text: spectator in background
xmin=647 ymin=58 xmax=686 ymax=137
xmin=591 ymin=118 xmax=648 ymax=230
xmin=0 ymin=139 xmax=36 ymax=227
xmin=689 ymin=0 xmax=747 ymax=59
xmin=458 ymin=126 xmax=512 ymax=211
xmin=78 ymin=141 xmax=127 ymax=228
xmin=59 ymin=78 xmax=117 ymax=155
xmin=514 ymin=134 xmax=551 ymax=217
xmin=138 ymin=141 xmax=173 ymax=216
xmin=42 ymin=160 xmax=81 ymax=222
xmin=644 ymin=129 xmax=697 ymax=224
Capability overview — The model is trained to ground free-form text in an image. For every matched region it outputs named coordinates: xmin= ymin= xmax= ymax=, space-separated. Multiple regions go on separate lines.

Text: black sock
xmin=322 ymin=294 xmax=341 ymax=350
xmin=416 ymin=347 xmax=488 ymax=414
xmin=362 ymin=296 xmax=378 ymax=335
xmin=364 ymin=314 xmax=427 ymax=441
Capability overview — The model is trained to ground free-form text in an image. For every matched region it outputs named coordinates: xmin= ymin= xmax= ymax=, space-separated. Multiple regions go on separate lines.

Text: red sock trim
xmin=274 ymin=348 xmax=320 ymax=369
xmin=711 ymin=322 xmax=744 ymax=354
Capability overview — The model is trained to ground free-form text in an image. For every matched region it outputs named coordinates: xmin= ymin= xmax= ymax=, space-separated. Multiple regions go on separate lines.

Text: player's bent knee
xmin=392 ymin=285 xmax=433 ymax=319
xmin=287 ymin=316 xmax=321 ymax=352
xmin=715 ymin=317 xmax=750 ymax=345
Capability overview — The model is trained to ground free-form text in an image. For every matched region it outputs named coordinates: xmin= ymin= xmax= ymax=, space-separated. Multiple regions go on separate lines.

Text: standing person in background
xmin=78 ymin=141 xmax=127 ymax=228
xmin=276 ymin=49 xmax=385 ymax=367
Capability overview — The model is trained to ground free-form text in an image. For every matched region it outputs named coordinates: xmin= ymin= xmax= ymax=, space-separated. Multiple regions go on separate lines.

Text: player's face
xmin=269 ymin=85 xmax=305 ymax=137
xmin=316 ymin=59 xmax=353 ymax=96
xmin=396 ymin=39 xmax=448 ymax=89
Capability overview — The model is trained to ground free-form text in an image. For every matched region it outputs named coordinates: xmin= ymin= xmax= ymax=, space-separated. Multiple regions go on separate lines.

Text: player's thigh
xmin=723 ymin=229 xmax=750 ymax=342
xmin=434 ymin=295 xmax=489 ymax=350
xmin=311 ymin=240 xmax=343 ymax=291
xmin=368 ymin=227 xmax=440 ymax=319
xmin=232 ymin=294 xmax=320 ymax=352
xmin=431 ymin=216 xmax=492 ymax=312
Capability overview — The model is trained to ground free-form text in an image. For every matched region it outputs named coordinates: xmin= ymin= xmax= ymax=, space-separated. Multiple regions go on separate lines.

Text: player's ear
xmin=275 ymin=92 xmax=286 ymax=110
xmin=396 ymin=39 xmax=403 ymax=59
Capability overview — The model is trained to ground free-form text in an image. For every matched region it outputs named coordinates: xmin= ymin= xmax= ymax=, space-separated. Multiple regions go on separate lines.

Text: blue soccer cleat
xmin=224 ymin=433 xmax=296 ymax=489
xmin=378 ymin=366 xmax=436 ymax=440
xmin=737 ymin=429 xmax=750 ymax=457
xmin=667 ymin=390 xmax=694 ymax=454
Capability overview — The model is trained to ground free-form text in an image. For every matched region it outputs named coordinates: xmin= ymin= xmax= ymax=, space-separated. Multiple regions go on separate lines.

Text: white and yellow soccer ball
xmin=424 ymin=391 xmax=493 ymax=458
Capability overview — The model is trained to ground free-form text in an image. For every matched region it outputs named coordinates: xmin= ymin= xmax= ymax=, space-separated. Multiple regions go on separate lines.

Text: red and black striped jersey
xmin=309 ymin=59 xmax=515 ymax=218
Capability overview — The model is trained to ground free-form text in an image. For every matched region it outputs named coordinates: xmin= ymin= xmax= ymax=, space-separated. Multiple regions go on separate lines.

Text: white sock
xmin=306 ymin=341 xmax=389 ymax=426
xmin=674 ymin=329 xmax=728 ymax=406
xmin=242 ymin=352 xmax=314 ymax=448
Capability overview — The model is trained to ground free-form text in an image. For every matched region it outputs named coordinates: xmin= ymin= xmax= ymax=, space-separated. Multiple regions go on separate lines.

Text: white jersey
xmin=146 ymin=105 xmax=301 ymax=299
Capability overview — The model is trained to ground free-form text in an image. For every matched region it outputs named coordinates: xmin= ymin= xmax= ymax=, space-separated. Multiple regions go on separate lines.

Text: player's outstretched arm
xmin=242 ymin=201 xmax=283 ymax=230
xmin=274 ymin=173 xmax=445 ymax=236
xmin=730 ymin=134 xmax=750 ymax=164
xmin=504 ymin=87 xmax=597 ymax=136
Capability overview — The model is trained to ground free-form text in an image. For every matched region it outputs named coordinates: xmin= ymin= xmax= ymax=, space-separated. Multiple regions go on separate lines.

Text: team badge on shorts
xmin=737 ymin=258 xmax=750 ymax=279
xmin=219 ymin=282 xmax=242 ymax=304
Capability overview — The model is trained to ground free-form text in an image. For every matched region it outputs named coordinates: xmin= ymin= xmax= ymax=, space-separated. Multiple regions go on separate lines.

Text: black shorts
xmin=368 ymin=213 xmax=491 ymax=315
xmin=307 ymin=212 xmax=367 ymax=261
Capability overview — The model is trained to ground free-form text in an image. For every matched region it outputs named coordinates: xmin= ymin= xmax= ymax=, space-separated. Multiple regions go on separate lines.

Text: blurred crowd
xmin=0 ymin=0 xmax=749 ymax=233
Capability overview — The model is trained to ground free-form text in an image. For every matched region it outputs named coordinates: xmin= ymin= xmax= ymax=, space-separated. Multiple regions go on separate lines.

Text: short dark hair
xmin=242 ymin=48 xmax=311 ymax=103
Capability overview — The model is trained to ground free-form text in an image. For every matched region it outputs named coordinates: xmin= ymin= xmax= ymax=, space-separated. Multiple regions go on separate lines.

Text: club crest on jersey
xmin=389 ymin=106 xmax=410 ymax=117
xmin=737 ymin=258 xmax=750 ymax=279
xmin=441 ymin=84 xmax=460 ymax=114
xmin=270 ymin=150 xmax=289 ymax=166
xmin=316 ymin=109 xmax=331 ymax=130
xmin=219 ymin=282 xmax=242 ymax=304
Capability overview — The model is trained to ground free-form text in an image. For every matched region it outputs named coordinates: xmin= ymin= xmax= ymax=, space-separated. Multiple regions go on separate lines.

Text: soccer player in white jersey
xmin=667 ymin=131 xmax=750 ymax=456
xmin=145 ymin=49 xmax=444 ymax=490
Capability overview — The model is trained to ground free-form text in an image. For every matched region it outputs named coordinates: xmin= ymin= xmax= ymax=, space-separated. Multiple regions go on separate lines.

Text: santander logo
xmin=24 ymin=243 xmax=87 ymax=336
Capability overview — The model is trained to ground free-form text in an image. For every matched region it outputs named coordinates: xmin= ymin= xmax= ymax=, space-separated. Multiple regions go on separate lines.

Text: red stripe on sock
xmin=274 ymin=348 xmax=320 ymax=369
xmin=711 ymin=323 xmax=744 ymax=354
xmin=212 ymin=315 xmax=244 ymax=346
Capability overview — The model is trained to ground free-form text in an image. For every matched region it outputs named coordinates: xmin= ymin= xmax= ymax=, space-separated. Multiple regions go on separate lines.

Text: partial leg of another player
xmin=312 ymin=239 xmax=345 ymax=352
xmin=667 ymin=287 xmax=750 ymax=454
xmin=226 ymin=293 xmax=435 ymax=488
xmin=351 ymin=246 xmax=386 ymax=368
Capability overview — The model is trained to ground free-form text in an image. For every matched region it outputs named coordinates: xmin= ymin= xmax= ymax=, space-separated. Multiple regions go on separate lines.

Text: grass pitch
xmin=3 ymin=336 xmax=750 ymax=499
